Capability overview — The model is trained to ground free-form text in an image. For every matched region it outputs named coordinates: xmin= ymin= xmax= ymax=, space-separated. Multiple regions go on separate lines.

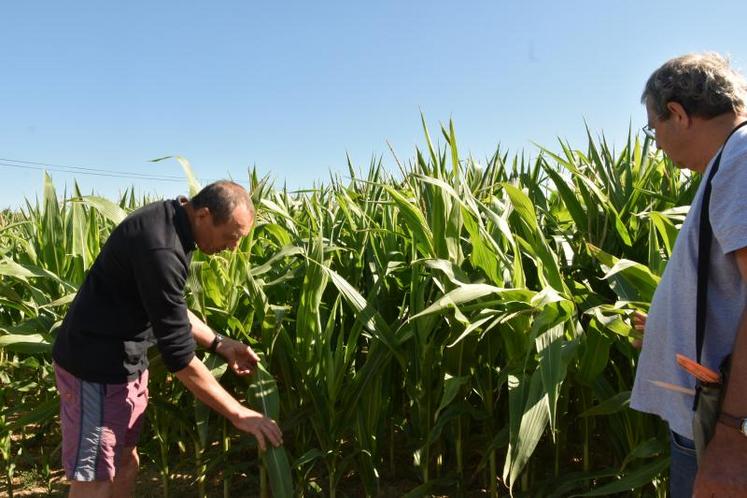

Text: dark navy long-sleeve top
xmin=53 ymin=199 xmax=197 ymax=383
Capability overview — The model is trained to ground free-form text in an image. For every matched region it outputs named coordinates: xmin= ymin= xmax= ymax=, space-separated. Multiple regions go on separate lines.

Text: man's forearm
xmin=720 ymin=305 xmax=747 ymax=415
xmin=188 ymin=309 xmax=217 ymax=349
xmin=174 ymin=355 xmax=283 ymax=452
xmin=723 ymin=248 xmax=747 ymax=415
xmin=174 ymin=356 xmax=243 ymax=422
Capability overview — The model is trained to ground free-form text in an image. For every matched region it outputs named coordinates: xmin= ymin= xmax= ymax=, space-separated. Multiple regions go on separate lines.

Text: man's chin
xmin=197 ymin=245 xmax=218 ymax=255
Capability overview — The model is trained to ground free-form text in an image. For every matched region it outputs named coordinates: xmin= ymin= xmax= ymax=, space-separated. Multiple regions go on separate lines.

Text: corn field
xmin=0 ymin=122 xmax=698 ymax=497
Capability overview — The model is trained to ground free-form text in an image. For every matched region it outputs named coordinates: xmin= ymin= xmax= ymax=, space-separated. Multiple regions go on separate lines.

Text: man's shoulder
xmin=125 ymin=199 xmax=174 ymax=223
xmin=710 ymin=130 xmax=747 ymax=204
xmin=722 ymin=126 xmax=747 ymax=164
xmin=117 ymin=200 xmax=181 ymax=251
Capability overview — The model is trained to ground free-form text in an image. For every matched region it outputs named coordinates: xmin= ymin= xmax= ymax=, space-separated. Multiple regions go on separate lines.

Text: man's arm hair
xmin=188 ymin=310 xmax=217 ymax=349
xmin=174 ymin=356 xmax=244 ymax=419
xmin=174 ymin=356 xmax=283 ymax=451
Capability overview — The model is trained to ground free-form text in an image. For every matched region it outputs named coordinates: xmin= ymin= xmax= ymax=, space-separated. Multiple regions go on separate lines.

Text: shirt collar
xmin=173 ymin=197 xmax=196 ymax=254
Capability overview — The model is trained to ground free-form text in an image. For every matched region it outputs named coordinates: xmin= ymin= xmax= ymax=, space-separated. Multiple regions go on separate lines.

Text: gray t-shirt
xmin=630 ymin=126 xmax=747 ymax=439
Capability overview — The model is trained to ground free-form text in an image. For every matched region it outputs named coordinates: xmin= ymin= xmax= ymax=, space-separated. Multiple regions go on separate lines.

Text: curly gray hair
xmin=642 ymin=52 xmax=747 ymax=119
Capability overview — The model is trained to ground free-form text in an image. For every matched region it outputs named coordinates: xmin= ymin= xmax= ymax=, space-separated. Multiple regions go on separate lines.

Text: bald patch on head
xmin=190 ymin=180 xmax=255 ymax=225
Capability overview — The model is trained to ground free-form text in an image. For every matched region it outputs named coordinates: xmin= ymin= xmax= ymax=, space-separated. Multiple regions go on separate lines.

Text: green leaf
xmin=536 ymin=323 xmax=574 ymax=436
xmin=410 ymin=284 xmax=532 ymax=321
xmin=446 ymin=312 xmax=495 ymax=348
xmin=294 ymin=448 xmax=323 ymax=469
xmin=589 ymin=244 xmax=660 ymax=302
xmin=578 ymin=391 xmax=630 ymax=417
xmin=502 ymin=182 xmax=539 ymax=231
xmin=69 ymin=196 xmax=91 ymax=267
xmin=8 ymin=398 xmax=59 ymax=431
xmin=40 ymin=293 xmax=76 ymax=309
xmin=151 ymin=155 xmax=201 ymax=196
xmin=0 ymin=334 xmax=51 ymax=354
xmin=503 ymin=370 xmax=550 ymax=492
xmin=573 ymin=456 xmax=669 ymax=496
xmin=249 ymin=245 xmax=304 ymax=278
xmin=576 ymin=324 xmax=613 ymax=386
xmin=541 ymin=162 xmax=588 ymax=231
xmin=502 ymin=182 xmax=565 ymax=291
xmin=320 ymin=263 xmax=402 ymax=359
xmin=384 ymin=185 xmax=435 ymax=257
xmin=610 ymin=208 xmax=633 ymax=246
xmin=402 ymin=477 xmax=458 ymax=498
xmin=620 ymin=438 xmax=666 ymax=471
xmin=435 ymin=374 xmax=469 ymax=421
xmin=70 ymin=195 xmax=127 ymax=225
xmin=194 ymin=353 xmax=229 ymax=448
xmin=0 ymin=257 xmax=37 ymax=281
xmin=246 ymin=362 xmax=294 ymax=498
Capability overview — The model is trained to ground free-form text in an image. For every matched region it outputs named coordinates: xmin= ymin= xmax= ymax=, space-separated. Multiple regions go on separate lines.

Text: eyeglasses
xmin=642 ymin=124 xmax=656 ymax=140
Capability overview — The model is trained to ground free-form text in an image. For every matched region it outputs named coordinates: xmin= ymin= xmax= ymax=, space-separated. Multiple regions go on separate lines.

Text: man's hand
xmin=631 ymin=311 xmax=647 ymax=349
xmin=231 ymin=408 xmax=283 ymax=452
xmin=216 ymin=337 xmax=260 ymax=376
xmin=175 ymin=357 xmax=283 ymax=452
xmin=693 ymin=422 xmax=747 ymax=497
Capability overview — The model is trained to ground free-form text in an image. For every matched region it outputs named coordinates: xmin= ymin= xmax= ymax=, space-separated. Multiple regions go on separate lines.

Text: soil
xmin=1 ymin=466 xmax=490 ymax=497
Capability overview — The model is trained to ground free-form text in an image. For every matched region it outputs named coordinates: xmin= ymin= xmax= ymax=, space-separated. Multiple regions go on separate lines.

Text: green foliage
xmin=0 ymin=125 xmax=692 ymax=497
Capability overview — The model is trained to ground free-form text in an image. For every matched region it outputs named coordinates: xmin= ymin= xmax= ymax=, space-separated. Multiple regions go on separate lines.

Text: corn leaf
xmin=70 ymin=195 xmax=127 ymax=225
xmin=246 ymin=362 xmax=294 ymax=498
xmin=572 ymin=457 xmax=669 ymax=497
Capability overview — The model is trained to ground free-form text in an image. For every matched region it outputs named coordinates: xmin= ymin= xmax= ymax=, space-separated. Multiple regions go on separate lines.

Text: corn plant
xmin=0 ymin=123 xmax=696 ymax=497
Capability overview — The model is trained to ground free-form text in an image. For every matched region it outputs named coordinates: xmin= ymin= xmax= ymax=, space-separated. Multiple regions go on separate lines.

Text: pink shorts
xmin=54 ymin=363 xmax=149 ymax=481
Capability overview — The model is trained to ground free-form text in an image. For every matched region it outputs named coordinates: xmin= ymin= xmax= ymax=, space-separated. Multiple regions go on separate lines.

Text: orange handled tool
xmin=676 ymin=353 xmax=721 ymax=384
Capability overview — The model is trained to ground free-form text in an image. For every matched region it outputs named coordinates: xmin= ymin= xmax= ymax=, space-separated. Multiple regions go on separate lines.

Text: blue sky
xmin=2 ymin=1 xmax=747 ymax=209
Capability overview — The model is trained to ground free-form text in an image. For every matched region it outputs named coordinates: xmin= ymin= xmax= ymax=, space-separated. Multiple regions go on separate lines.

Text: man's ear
xmin=666 ymin=101 xmax=692 ymax=127
xmin=194 ymin=207 xmax=212 ymax=223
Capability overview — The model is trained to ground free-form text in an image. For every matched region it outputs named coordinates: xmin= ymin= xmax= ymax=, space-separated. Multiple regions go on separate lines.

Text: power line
xmin=0 ymin=157 xmax=186 ymax=179
xmin=0 ymin=157 xmax=221 ymax=183
xmin=0 ymin=161 xmax=189 ymax=182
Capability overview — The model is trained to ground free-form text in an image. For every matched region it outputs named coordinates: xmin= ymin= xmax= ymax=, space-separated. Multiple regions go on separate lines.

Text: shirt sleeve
xmin=710 ymin=140 xmax=747 ymax=254
xmin=133 ymin=247 xmax=196 ymax=372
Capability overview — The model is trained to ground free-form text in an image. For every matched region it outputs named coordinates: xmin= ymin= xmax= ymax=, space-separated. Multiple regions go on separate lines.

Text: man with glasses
xmin=630 ymin=53 xmax=747 ymax=497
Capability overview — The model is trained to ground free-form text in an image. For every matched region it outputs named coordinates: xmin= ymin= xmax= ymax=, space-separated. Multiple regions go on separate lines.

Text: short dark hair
xmin=190 ymin=181 xmax=254 ymax=225
xmin=642 ymin=52 xmax=747 ymax=119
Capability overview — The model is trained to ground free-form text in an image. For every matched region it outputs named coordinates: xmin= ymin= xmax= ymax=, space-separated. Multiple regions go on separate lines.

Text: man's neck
xmin=690 ymin=113 xmax=745 ymax=172
xmin=181 ymin=201 xmax=199 ymax=235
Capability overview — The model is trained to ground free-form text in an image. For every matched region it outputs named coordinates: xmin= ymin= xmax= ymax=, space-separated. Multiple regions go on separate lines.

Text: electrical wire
xmin=0 ymin=157 xmax=221 ymax=183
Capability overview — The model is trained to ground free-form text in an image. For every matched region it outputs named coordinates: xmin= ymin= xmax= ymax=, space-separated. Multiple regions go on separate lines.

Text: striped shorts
xmin=54 ymin=363 xmax=149 ymax=481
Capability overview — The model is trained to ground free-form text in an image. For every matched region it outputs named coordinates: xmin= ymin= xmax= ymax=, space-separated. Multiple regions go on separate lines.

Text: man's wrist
xmin=719 ymin=412 xmax=747 ymax=437
xmin=229 ymin=405 xmax=256 ymax=426
xmin=208 ymin=333 xmax=225 ymax=353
